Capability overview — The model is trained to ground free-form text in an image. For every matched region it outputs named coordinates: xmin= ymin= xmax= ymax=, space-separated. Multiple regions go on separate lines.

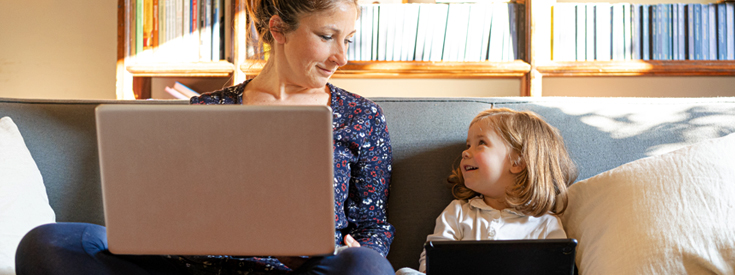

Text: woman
xmin=15 ymin=0 xmax=395 ymax=274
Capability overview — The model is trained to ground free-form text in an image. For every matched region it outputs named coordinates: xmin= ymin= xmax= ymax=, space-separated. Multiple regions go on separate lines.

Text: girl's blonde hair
xmin=448 ymin=108 xmax=578 ymax=217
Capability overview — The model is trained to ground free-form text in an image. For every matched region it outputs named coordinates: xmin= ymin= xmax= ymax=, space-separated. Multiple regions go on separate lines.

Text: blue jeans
xmin=16 ymin=223 xmax=394 ymax=275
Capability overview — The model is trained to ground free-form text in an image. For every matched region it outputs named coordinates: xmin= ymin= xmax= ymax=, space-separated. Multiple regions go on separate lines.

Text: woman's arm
xmin=344 ymin=104 xmax=395 ymax=257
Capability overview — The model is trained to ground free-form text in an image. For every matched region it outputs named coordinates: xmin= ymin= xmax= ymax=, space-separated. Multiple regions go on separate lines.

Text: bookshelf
xmin=116 ymin=0 xmax=735 ymax=99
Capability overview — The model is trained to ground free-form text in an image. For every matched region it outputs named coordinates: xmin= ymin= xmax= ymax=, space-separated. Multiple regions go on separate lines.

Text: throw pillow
xmin=0 ymin=117 xmax=56 ymax=275
xmin=561 ymin=133 xmax=735 ymax=274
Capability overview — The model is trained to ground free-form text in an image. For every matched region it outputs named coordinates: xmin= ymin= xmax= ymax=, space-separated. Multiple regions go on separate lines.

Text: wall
xmin=1 ymin=0 xmax=734 ymax=99
xmin=0 ymin=0 xmax=118 ymax=99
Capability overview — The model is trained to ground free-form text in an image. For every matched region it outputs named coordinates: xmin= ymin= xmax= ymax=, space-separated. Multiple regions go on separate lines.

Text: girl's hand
xmin=344 ymin=234 xmax=361 ymax=248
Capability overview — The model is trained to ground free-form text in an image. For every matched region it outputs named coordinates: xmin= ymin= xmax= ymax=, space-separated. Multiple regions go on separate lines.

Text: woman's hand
xmin=344 ymin=234 xmax=361 ymax=248
xmin=275 ymin=256 xmax=310 ymax=270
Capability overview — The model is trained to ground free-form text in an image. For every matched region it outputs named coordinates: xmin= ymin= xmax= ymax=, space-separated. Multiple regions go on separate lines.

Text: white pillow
xmin=0 ymin=117 xmax=56 ymax=275
xmin=561 ymin=133 xmax=735 ymax=274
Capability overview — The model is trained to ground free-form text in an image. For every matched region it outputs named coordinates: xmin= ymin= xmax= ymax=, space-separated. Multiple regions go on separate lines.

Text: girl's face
xmin=278 ymin=1 xmax=356 ymax=89
xmin=461 ymin=122 xmax=518 ymax=210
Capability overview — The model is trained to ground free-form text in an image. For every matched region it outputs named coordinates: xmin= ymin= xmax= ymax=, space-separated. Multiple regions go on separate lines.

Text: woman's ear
xmin=269 ymin=15 xmax=287 ymax=44
xmin=510 ymin=156 xmax=526 ymax=174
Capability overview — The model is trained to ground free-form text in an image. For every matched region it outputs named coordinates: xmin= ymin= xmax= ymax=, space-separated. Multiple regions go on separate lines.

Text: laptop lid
xmin=95 ymin=104 xmax=335 ymax=256
xmin=424 ymin=239 xmax=577 ymax=275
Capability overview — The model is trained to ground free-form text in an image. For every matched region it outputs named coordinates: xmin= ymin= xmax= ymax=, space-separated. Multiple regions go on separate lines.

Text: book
xmin=700 ymin=4 xmax=710 ymax=60
xmin=673 ymin=4 xmax=678 ymax=60
xmin=136 ymin=0 xmax=144 ymax=55
xmin=384 ymin=4 xmax=397 ymax=61
xmin=552 ymin=3 xmax=576 ymax=61
xmin=173 ymin=82 xmax=201 ymax=98
xmin=575 ymin=4 xmax=586 ymax=60
xmin=631 ymin=4 xmax=640 ymax=60
xmin=623 ymin=4 xmax=631 ymax=60
xmin=718 ymin=3 xmax=727 ymax=60
xmin=664 ymin=4 xmax=670 ymax=60
xmin=191 ymin=0 xmax=200 ymax=61
xmin=414 ymin=4 xmax=432 ymax=61
xmin=443 ymin=4 xmax=470 ymax=61
xmin=611 ymin=3 xmax=624 ymax=60
xmin=518 ymin=4 xmax=526 ymax=61
xmin=488 ymin=3 xmax=509 ymax=61
xmin=428 ymin=4 xmax=449 ymax=62
xmin=508 ymin=3 xmax=518 ymax=60
xmin=728 ymin=3 xmax=735 ymax=60
xmin=678 ymin=3 xmax=685 ymax=60
xmin=164 ymin=86 xmax=189 ymax=99
xmin=708 ymin=4 xmax=716 ymax=60
xmin=694 ymin=4 xmax=702 ymax=60
xmin=361 ymin=5 xmax=373 ymax=61
xmin=642 ymin=4 xmax=650 ymax=60
xmin=478 ymin=4 xmax=494 ymax=61
xmin=464 ymin=3 xmax=487 ymax=61
xmin=372 ymin=5 xmax=380 ymax=60
xmin=401 ymin=4 xmax=420 ymax=61
xmin=144 ymin=0 xmax=154 ymax=49
xmin=586 ymin=3 xmax=595 ymax=60
xmin=595 ymin=3 xmax=611 ymax=61
xmin=152 ymin=0 xmax=159 ymax=49
xmin=348 ymin=5 xmax=361 ymax=61
xmin=200 ymin=0 xmax=212 ymax=61
xmin=392 ymin=4 xmax=405 ymax=61
xmin=377 ymin=4 xmax=389 ymax=61
xmin=211 ymin=0 xmax=221 ymax=61
xmin=687 ymin=4 xmax=694 ymax=60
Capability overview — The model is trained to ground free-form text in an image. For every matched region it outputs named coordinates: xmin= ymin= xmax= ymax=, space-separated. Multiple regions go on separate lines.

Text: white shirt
xmin=417 ymin=197 xmax=567 ymax=273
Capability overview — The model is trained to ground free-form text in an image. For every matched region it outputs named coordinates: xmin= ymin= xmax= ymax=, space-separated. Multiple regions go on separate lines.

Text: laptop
xmin=424 ymin=239 xmax=578 ymax=275
xmin=95 ymin=104 xmax=335 ymax=256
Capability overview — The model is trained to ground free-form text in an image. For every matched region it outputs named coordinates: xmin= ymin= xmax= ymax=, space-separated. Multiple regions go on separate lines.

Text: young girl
xmin=397 ymin=108 xmax=578 ymax=274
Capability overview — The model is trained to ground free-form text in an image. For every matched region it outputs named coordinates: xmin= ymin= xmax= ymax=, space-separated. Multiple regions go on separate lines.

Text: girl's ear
xmin=510 ymin=156 xmax=526 ymax=174
xmin=269 ymin=15 xmax=287 ymax=44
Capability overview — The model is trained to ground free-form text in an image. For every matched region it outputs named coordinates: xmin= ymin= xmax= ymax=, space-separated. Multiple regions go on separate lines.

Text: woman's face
xmin=277 ymin=1 xmax=357 ymax=89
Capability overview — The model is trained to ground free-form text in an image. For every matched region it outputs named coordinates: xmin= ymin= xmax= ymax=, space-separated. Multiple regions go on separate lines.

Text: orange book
xmin=143 ymin=0 xmax=153 ymax=48
xmin=152 ymin=0 xmax=159 ymax=48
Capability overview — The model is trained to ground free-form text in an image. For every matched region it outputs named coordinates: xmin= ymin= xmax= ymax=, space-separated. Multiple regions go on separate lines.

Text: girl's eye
xmin=478 ymin=140 xmax=486 ymax=145
xmin=465 ymin=144 xmax=471 ymax=149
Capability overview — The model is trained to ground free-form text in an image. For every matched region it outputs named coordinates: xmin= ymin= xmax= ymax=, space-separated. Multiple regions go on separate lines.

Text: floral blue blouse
xmin=179 ymin=80 xmax=395 ymax=274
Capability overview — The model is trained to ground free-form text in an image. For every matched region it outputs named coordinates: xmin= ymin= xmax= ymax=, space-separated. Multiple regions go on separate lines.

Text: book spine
xmin=430 ymin=4 xmax=448 ymax=62
xmin=212 ymin=0 xmax=221 ymax=61
xmin=678 ymin=4 xmax=685 ymax=60
xmin=136 ymin=0 xmax=143 ymax=54
xmin=665 ymin=4 xmax=671 ymax=60
xmin=392 ymin=5 xmax=405 ymax=61
xmin=372 ymin=5 xmax=379 ymax=61
xmin=719 ymin=3 xmax=727 ymax=60
xmin=632 ymin=4 xmax=640 ymax=59
xmin=642 ymin=4 xmax=650 ymax=60
xmin=672 ymin=4 xmax=678 ymax=60
xmin=402 ymin=4 xmax=419 ymax=61
xmin=623 ymin=4 xmax=631 ymax=60
xmin=576 ymin=4 xmax=586 ymax=61
xmin=611 ymin=4 xmax=624 ymax=60
xmin=694 ymin=4 xmax=702 ymax=60
xmin=687 ymin=4 xmax=694 ymax=60
xmin=708 ymin=4 xmax=716 ymax=60
xmin=595 ymin=3 xmax=611 ymax=61
xmin=519 ymin=4 xmax=526 ymax=61
xmin=361 ymin=6 xmax=372 ymax=61
xmin=509 ymin=3 xmax=518 ymax=60
xmin=479 ymin=4 xmax=493 ymax=61
xmin=702 ymin=4 xmax=709 ymax=60
xmin=586 ymin=4 xmax=595 ymax=60
xmin=728 ymin=3 xmax=735 ymax=60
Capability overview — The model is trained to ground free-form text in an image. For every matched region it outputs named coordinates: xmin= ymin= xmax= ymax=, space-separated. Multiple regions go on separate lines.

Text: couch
xmin=2 ymin=96 xmax=734 ymax=274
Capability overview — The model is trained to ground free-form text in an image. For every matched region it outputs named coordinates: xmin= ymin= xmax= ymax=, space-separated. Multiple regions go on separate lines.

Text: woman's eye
xmin=320 ymin=35 xmax=333 ymax=41
xmin=345 ymin=39 xmax=353 ymax=44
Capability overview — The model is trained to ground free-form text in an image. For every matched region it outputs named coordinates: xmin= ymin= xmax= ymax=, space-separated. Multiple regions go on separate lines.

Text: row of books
xmin=164 ymin=82 xmax=201 ymax=99
xmin=552 ymin=2 xmax=735 ymax=61
xmin=127 ymin=0 xmax=229 ymax=62
xmin=346 ymin=3 xmax=525 ymax=62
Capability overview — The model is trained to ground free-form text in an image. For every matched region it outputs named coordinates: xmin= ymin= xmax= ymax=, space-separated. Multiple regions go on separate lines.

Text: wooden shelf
xmin=240 ymin=60 xmax=532 ymax=78
xmin=126 ymin=61 xmax=235 ymax=77
xmin=537 ymin=60 xmax=735 ymax=77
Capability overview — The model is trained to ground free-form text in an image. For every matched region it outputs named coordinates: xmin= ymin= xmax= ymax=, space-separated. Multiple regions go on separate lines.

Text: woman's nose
xmin=330 ymin=44 xmax=348 ymax=67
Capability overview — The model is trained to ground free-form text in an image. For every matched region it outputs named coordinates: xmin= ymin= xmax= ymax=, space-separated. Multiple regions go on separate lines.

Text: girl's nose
xmin=462 ymin=149 xmax=470 ymax=159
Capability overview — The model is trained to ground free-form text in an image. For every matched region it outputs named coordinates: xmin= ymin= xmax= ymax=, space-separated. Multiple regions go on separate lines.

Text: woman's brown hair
xmin=245 ymin=0 xmax=359 ymax=51
xmin=448 ymin=108 xmax=578 ymax=217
